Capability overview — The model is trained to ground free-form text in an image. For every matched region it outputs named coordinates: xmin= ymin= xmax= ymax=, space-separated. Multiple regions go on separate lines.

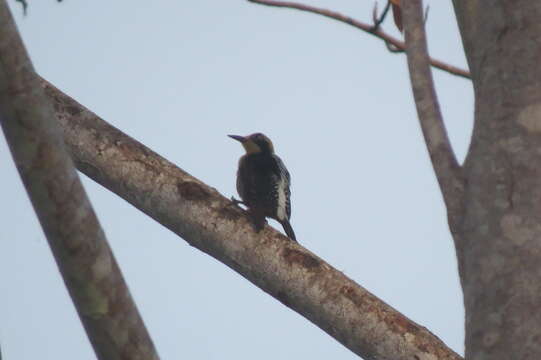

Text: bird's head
xmin=228 ymin=133 xmax=275 ymax=154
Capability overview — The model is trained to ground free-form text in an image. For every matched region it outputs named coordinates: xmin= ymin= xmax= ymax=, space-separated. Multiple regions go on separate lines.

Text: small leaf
xmin=391 ymin=1 xmax=403 ymax=32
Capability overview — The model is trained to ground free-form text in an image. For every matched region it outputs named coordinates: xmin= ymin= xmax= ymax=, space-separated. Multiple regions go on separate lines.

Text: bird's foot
xmin=249 ymin=213 xmax=267 ymax=233
xmin=230 ymin=196 xmax=245 ymax=207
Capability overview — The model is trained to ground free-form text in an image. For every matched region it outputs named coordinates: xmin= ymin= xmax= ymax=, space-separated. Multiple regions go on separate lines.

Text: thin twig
xmin=402 ymin=0 xmax=464 ymax=231
xmin=424 ymin=5 xmax=430 ymax=25
xmin=371 ymin=1 xmax=391 ymax=32
xmin=247 ymin=0 xmax=471 ymax=79
xmin=385 ymin=39 xmax=403 ymax=53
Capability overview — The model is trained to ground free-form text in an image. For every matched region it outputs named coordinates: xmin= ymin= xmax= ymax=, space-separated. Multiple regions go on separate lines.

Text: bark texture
xmin=452 ymin=1 xmax=541 ymax=359
xmin=0 ymin=3 xmax=158 ymax=360
xmin=43 ymin=80 xmax=462 ymax=360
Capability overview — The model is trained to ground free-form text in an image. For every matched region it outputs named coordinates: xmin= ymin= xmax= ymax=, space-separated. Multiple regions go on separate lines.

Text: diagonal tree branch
xmin=247 ymin=0 xmax=471 ymax=79
xmin=42 ymin=78 xmax=463 ymax=360
xmin=0 ymin=2 xmax=159 ymax=360
xmin=402 ymin=0 xmax=464 ymax=232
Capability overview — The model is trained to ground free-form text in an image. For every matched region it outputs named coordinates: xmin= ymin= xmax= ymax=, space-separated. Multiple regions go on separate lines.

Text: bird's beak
xmin=228 ymin=134 xmax=246 ymax=143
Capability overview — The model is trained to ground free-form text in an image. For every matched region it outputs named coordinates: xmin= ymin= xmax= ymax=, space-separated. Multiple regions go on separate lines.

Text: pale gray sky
xmin=0 ymin=1 xmax=472 ymax=359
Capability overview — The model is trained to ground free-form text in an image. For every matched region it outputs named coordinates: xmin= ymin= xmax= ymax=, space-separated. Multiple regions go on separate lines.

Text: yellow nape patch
xmin=242 ymin=140 xmax=261 ymax=154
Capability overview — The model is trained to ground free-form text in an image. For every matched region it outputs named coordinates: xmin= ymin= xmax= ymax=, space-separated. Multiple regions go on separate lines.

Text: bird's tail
xmin=280 ymin=220 xmax=297 ymax=242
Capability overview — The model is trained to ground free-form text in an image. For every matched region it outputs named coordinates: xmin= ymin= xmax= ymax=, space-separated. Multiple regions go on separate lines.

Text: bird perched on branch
xmin=229 ymin=133 xmax=296 ymax=242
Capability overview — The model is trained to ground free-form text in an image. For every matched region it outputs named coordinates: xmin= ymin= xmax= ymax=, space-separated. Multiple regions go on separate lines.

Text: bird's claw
xmin=230 ymin=196 xmax=245 ymax=206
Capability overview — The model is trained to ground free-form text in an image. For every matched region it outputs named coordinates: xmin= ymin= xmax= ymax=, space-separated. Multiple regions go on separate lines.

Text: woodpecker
xmin=229 ymin=133 xmax=296 ymax=242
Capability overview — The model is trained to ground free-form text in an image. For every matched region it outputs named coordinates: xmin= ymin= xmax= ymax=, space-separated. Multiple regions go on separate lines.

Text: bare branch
xmin=247 ymin=0 xmax=470 ymax=79
xmin=0 ymin=3 xmax=159 ymax=360
xmin=402 ymin=0 xmax=464 ymax=231
xmin=42 ymin=78 xmax=463 ymax=360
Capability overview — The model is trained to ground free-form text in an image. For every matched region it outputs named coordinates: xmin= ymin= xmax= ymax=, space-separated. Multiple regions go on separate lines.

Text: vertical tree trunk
xmin=453 ymin=1 xmax=541 ymax=359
